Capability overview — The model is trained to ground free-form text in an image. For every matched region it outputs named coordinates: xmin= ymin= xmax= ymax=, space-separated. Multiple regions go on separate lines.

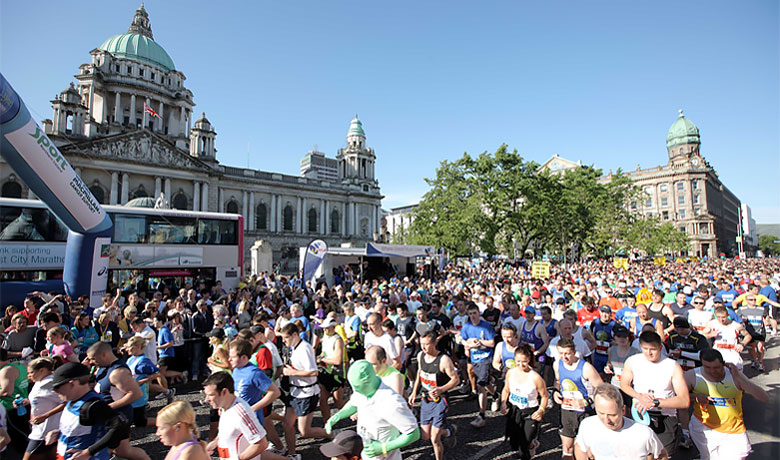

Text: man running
xmin=685 ymin=349 xmax=769 ymax=460
xmin=620 ymin=331 xmax=690 ymax=457
xmin=736 ymin=294 xmax=769 ymax=371
xmin=408 ymin=330 xmax=459 ymax=460
xmin=590 ymin=305 xmax=617 ymax=377
xmin=460 ymin=302 xmax=496 ymax=428
xmin=707 ymin=306 xmax=751 ymax=370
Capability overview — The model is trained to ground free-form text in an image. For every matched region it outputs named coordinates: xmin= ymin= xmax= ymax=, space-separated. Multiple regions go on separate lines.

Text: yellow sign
xmin=636 ymin=288 xmax=653 ymax=305
xmin=735 ymin=236 xmax=742 ymax=243
xmin=613 ymin=258 xmax=629 ymax=269
xmin=531 ymin=261 xmax=551 ymax=278
xmin=675 ymin=257 xmax=685 ymax=264
xmin=653 ymin=257 xmax=667 ymax=266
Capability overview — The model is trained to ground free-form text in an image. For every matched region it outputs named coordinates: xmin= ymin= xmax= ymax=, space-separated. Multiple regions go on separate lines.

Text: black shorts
xmin=108 ymin=415 xmax=132 ymax=449
xmin=471 ymin=360 xmax=491 ymax=387
xmin=26 ymin=439 xmax=55 ymax=454
xmin=318 ymin=367 xmax=345 ymax=393
xmin=454 ymin=343 xmax=467 ymax=361
xmin=158 ymin=356 xmax=176 ymax=368
xmin=559 ymin=408 xmax=592 ymax=438
xmin=132 ymin=405 xmax=148 ymax=427
xmin=750 ymin=332 xmax=766 ymax=343
xmin=286 ymin=394 xmax=319 ymax=417
xmin=648 ymin=413 xmax=680 ymax=457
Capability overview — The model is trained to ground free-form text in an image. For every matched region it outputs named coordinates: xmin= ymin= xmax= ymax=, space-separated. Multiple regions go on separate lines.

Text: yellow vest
xmin=692 ymin=368 xmax=744 ymax=434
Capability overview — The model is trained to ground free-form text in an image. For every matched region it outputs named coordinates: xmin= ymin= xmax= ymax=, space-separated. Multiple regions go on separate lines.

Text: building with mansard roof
xmin=0 ymin=4 xmax=383 ymax=274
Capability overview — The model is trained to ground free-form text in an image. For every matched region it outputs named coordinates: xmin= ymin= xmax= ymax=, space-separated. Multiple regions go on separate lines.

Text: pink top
xmin=52 ymin=342 xmax=75 ymax=359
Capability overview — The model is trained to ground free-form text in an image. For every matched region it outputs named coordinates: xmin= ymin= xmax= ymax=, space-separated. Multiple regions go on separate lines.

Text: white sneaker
xmin=490 ymin=398 xmax=500 ymax=412
xmin=469 ymin=414 xmax=486 ymax=428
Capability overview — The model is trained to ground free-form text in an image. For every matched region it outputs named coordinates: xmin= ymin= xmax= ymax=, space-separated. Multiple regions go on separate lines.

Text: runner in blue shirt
xmin=460 ymin=303 xmax=496 ymax=429
xmin=228 ymin=339 xmax=281 ymax=424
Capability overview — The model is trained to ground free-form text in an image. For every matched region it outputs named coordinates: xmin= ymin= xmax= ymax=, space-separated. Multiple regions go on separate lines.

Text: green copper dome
xmin=99 ymin=4 xmax=175 ymax=72
xmin=666 ymin=109 xmax=700 ymax=149
xmin=348 ymin=115 xmax=365 ymax=137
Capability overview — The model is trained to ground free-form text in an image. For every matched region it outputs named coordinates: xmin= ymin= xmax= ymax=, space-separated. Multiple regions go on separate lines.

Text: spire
xmin=128 ymin=3 xmax=154 ymax=39
xmin=348 ymin=115 xmax=365 ymax=137
xmin=678 ymin=108 xmax=684 ymax=118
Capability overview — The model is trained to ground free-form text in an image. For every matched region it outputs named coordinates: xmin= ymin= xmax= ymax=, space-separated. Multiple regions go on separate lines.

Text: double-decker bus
xmin=0 ymin=197 xmax=243 ymax=304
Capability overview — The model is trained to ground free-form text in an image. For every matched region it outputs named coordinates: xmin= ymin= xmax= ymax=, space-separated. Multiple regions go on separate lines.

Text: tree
xmin=759 ymin=234 xmax=780 ymax=256
xmin=625 ymin=216 xmax=690 ymax=256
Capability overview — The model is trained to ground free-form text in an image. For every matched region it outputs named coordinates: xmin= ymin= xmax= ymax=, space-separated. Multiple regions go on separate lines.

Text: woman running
xmin=500 ymin=344 xmax=548 ymax=460
xmin=156 ymin=401 xmax=209 ymax=460
xmin=23 ymin=357 xmax=64 ymax=460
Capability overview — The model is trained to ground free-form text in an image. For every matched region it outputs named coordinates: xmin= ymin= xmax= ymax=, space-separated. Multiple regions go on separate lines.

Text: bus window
xmin=148 ymin=216 xmax=196 ymax=244
xmin=197 ymin=218 xmax=236 ymax=245
xmin=0 ymin=206 xmax=67 ymax=241
xmin=113 ymin=214 xmax=147 ymax=243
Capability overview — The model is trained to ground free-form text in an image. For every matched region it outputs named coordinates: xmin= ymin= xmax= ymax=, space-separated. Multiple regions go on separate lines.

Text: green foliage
xmin=759 ymin=234 xmax=780 ymax=256
xmin=408 ymin=145 xmax=689 ymax=259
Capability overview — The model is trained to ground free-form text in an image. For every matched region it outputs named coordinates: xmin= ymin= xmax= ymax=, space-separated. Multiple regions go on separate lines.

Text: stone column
xmin=242 ymin=191 xmax=249 ymax=230
xmin=110 ymin=172 xmax=118 ymax=205
xmin=130 ymin=94 xmax=136 ymax=126
xmin=342 ymin=202 xmax=347 ymax=237
xmin=201 ymin=183 xmax=209 ymax=212
xmin=101 ymin=92 xmax=108 ymax=124
xmin=87 ymin=84 xmax=95 ymax=120
xmin=120 ymin=173 xmax=129 ymax=204
xmin=154 ymin=177 xmax=162 ymax=199
xmin=302 ymin=197 xmax=307 ymax=233
xmin=187 ymin=110 xmax=192 ymax=133
xmin=164 ymin=178 xmax=171 ymax=202
xmin=193 ymin=182 xmax=200 ymax=211
xmin=372 ymin=205 xmax=377 ymax=236
xmin=324 ymin=200 xmax=330 ymax=235
xmin=270 ymin=194 xmax=276 ymax=232
xmin=351 ymin=202 xmax=357 ymax=236
xmin=219 ymin=188 xmax=225 ymax=213
xmin=320 ymin=200 xmax=325 ymax=234
xmin=249 ymin=192 xmax=255 ymax=231
xmin=296 ymin=197 xmax=302 ymax=233
xmin=179 ymin=106 xmax=185 ymax=137
xmin=158 ymin=100 xmax=164 ymax=132
xmin=278 ymin=195 xmax=283 ymax=232
xmin=114 ymin=92 xmax=121 ymax=124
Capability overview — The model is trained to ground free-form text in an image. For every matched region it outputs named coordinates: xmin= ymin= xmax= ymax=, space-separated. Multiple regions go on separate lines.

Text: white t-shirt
xmin=290 ymin=340 xmax=319 ymax=398
xmin=350 ymin=383 xmax=419 ymax=460
xmin=28 ymin=374 xmax=63 ymax=440
xmin=136 ymin=326 xmax=157 ymax=365
xmin=546 ymin=336 xmax=588 ymax=364
xmin=687 ymin=309 xmax=713 ymax=333
xmin=218 ymin=397 xmax=268 ymax=460
xmin=625 ymin=355 xmax=678 ymax=417
xmin=575 ymin=416 xmax=664 ymax=460
xmin=502 ymin=315 xmax=526 ymax=333
xmin=406 ymin=300 xmax=422 ymax=314
xmin=451 ymin=313 xmax=469 ymax=344
xmin=364 ymin=331 xmax=399 ymax=364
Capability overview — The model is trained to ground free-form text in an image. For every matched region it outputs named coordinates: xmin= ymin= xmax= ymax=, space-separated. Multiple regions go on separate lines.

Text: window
xmin=132 ymin=187 xmax=148 ymax=198
xmin=679 ymin=210 xmax=686 ymax=219
xmin=630 ymin=201 xmax=637 ymax=211
xmin=679 ymin=226 xmax=686 ymax=233
xmin=225 ymin=201 xmax=239 ymax=214
xmin=677 ymin=182 xmax=684 ymax=191
xmin=331 ymin=209 xmax=340 ymax=233
xmin=256 ymin=203 xmax=267 ymax=230
xmin=1 ymin=181 xmax=22 ymax=198
xmin=0 ymin=205 xmax=68 ymax=241
xmin=283 ymin=205 xmax=294 ymax=231
xmin=172 ymin=193 xmax=188 ymax=210
xmin=694 ymin=207 xmax=701 ymax=216
xmin=678 ymin=195 xmax=685 ymax=205
xmin=198 ymin=218 xmax=237 ymax=244
xmin=113 ymin=214 xmax=147 ymax=243
xmin=661 ymin=197 xmax=668 ymax=207
xmin=659 ymin=184 xmax=668 ymax=193
xmin=662 ymin=210 xmax=669 ymax=220
xmin=308 ymin=208 xmax=317 ymax=232
xmin=694 ymin=194 xmax=700 ymax=204
xmin=645 ymin=198 xmax=652 ymax=208
xmin=148 ymin=216 xmax=196 ymax=244
xmin=89 ymin=185 xmax=105 ymax=204
xmin=692 ymin=181 xmax=699 ymax=190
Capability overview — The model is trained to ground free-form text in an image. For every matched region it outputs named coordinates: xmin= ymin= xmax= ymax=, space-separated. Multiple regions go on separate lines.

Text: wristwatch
xmin=652 ymin=398 xmax=660 ymax=408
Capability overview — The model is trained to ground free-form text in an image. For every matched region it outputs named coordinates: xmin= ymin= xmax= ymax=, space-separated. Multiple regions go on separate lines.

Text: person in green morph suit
xmin=325 ymin=361 xmax=420 ymax=460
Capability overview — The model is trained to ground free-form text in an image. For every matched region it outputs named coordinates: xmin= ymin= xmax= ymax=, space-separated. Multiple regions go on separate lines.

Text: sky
xmin=2 ymin=1 xmax=778 ymax=222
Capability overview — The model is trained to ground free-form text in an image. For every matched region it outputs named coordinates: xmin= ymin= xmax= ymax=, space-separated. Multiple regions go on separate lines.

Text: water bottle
xmin=14 ymin=394 xmax=26 ymax=416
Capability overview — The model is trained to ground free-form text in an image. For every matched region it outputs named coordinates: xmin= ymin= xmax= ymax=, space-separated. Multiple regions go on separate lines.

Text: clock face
xmin=692 ymin=158 xmax=700 ymax=166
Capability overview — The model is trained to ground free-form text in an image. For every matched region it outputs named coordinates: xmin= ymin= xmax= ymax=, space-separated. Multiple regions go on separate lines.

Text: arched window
xmin=172 ymin=192 xmax=188 ymax=210
xmin=1 ymin=181 xmax=22 ymax=198
xmin=256 ymin=203 xmax=267 ymax=230
xmin=330 ymin=209 xmax=340 ymax=233
xmin=132 ymin=187 xmax=148 ymax=198
xmin=89 ymin=185 xmax=105 ymax=204
xmin=283 ymin=205 xmax=293 ymax=231
xmin=226 ymin=200 xmax=239 ymax=214
xmin=308 ymin=208 xmax=317 ymax=233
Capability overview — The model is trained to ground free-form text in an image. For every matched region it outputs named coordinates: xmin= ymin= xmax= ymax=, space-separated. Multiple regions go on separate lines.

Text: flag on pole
xmin=302 ymin=239 xmax=328 ymax=288
xmin=144 ymin=103 xmax=162 ymax=119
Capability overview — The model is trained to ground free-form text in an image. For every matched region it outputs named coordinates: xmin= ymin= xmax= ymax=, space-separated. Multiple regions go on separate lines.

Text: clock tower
xmin=666 ymin=109 xmax=702 ymax=168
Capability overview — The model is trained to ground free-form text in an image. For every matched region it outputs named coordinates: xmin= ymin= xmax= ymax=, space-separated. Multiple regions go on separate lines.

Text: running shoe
xmin=444 ymin=423 xmax=458 ymax=449
xmin=287 ymin=455 xmax=301 ymax=460
xmin=469 ymin=414 xmax=486 ymax=428
xmin=458 ymin=384 xmax=471 ymax=395
xmin=529 ymin=439 xmax=539 ymax=456
xmin=757 ymin=363 xmax=765 ymax=372
xmin=266 ymin=446 xmax=286 ymax=456
xmin=490 ymin=398 xmax=500 ymax=412
xmin=680 ymin=433 xmax=693 ymax=449
xmin=166 ymin=388 xmax=176 ymax=404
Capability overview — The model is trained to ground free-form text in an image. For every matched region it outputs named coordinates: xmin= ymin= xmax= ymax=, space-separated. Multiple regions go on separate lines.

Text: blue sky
xmin=2 ymin=1 xmax=778 ymax=222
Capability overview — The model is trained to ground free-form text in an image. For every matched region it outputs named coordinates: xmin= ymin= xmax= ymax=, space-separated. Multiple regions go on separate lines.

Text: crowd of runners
xmin=0 ymin=257 xmax=777 ymax=460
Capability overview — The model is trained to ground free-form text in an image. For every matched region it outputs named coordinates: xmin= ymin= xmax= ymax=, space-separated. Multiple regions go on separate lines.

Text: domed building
xmin=0 ymin=4 xmax=383 ymax=275
xmin=603 ymin=110 xmax=743 ymax=257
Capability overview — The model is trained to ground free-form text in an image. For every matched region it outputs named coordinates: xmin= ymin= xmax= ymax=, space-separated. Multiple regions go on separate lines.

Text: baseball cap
xmin=555 ymin=297 xmax=566 ymax=305
xmin=673 ymin=317 xmax=691 ymax=329
xmin=42 ymin=362 xmax=91 ymax=389
xmin=613 ymin=325 xmax=630 ymax=337
xmin=319 ymin=430 xmax=363 ymax=458
xmin=713 ymin=296 xmax=724 ymax=303
xmin=321 ymin=317 xmax=337 ymax=328
xmin=205 ymin=328 xmax=226 ymax=340
xmin=531 ymin=291 xmax=541 ymax=299
xmin=524 ymin=305 xmax=536 ymax=313
xmin=599 ymin=305 xmax=611 ymax=313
